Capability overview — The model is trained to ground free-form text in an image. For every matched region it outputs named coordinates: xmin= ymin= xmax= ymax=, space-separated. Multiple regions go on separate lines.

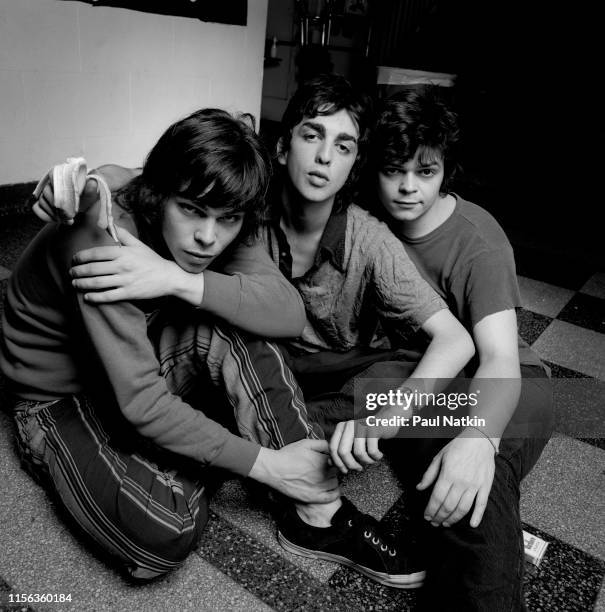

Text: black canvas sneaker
xmin=277 ymin=497 xmax=425 ymax=588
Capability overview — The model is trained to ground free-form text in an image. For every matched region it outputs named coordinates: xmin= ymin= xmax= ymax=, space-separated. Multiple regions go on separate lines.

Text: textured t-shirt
xmin=263 ymin=204 xmax=447 ymax=352
xmin=395 ymin=196 xmax=544 ymax=369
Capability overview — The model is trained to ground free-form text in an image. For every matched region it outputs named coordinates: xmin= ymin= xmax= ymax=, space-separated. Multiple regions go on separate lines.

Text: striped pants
xmin=13 ymin=322 xmax=320 ymax=580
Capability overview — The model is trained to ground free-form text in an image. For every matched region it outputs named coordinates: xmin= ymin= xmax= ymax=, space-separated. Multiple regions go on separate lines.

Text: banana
xmin=31 ymin=157 xmax=119 ymax=243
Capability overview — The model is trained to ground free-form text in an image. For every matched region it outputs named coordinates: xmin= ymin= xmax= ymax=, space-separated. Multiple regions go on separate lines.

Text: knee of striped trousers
xmin=119 ymin=492 xmax=211 ymax=581
xmin=15 ymin=395 xmax=214 ymax=581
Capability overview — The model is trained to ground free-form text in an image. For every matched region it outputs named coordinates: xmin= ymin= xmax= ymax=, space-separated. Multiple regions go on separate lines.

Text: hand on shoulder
xmin=70 ymin=226 xmax=195 ymax=304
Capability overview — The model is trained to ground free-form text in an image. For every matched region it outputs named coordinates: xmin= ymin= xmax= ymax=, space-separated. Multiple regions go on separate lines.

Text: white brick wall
xmin=0 ymin=0 xmax=268 ymax=183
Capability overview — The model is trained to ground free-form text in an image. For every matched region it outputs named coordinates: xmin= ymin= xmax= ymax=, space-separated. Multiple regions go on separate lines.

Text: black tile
xmin=517 ymin=308 xmax=553 ymax=345
xmin=522 ymin=523 xmax=605 ymax=612
xmin=577 ymin=437 xmax=605 ymax=450
xmin=551 ymin=378 xmax=605 ymax=442
xmin=0 ymin=181 xmax=37 ymax=217
xmin=328 ymin=568 xmax=417 ymax=611
xmin=544 ymin=361 xmax=590 ymax=378
xmin=0 ymin=214 xmax=44 ymax=270
xmin=539 ymin=363 xmax=603 ymax=452
xmin=196 ymin=512 xmax=356 ymax=611
xmin=557 ymin=293 xmax=605 ymax=334
xmin=514 ymin=245 xmax=595 ymax=291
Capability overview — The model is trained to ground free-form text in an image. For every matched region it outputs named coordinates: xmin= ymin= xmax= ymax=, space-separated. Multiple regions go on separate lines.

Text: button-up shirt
xmin=262 ymin=203 xmax=447 ymax=353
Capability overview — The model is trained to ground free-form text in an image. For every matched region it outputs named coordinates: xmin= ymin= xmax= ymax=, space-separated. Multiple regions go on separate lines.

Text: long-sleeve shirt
xmin=1 ymin=207 xmax=305 ymax=476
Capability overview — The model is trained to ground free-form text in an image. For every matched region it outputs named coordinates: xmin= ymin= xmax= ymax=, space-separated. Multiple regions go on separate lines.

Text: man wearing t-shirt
xmin=350 ymin=86 xmax=553 ymax=611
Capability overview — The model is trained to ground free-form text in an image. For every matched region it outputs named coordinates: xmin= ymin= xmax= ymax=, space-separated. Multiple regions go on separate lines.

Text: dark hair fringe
xmin=117 ymin=108 xmax=272 ymax=243
xmin=370 ymin=86 xmax=461 ymax=195
xmin=278 ymin=73 xmax=372 ymax=212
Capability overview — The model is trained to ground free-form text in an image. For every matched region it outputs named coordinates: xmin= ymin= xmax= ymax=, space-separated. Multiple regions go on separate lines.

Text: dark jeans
xmin=281 ymin=346 xmax=554 ymax=612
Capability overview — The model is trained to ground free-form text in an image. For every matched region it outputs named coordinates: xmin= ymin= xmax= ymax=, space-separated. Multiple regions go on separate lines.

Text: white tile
xmin=122 ymin=11 xmax=175 ymax=75
xmin=581 ymin=273 xmax=605 ymax=300
xmin=0 ymin=137 xmax=31 ymax=183
xmin=173 ymin=19 xmax=247 ymax=78
xmin=0 ymin=0 xmax=80 ymax=72
xmin=532 ymin=320 xmax=605 ymax=380
xmin=0 ymin=136 xmax=84 ymax=184
xmin=168 ymin=77 xmax=212 ymax=117
xmin=77 ymin=5 xmax=136 ymax=74
xmin=0 ymin=266 xmax=11 ymax=281
xmin=22 ymin=70 xmax=84 ymax=141
xmin=0 ymin=71 xmax=27 ymax=141
xmin=0 ymin=410 xmax=270 ymax=612
xmin=517 ymin=275 xmax=575 ymax=318
xmin=130 ymin=69 xmax=175 ymax=135
xmin=520 ymin=435 xmax=605 ymax=560
xmin=82 ymin=134 xmax=145 ymax=172
xmin=78 ymin=71 xmax=131 ymax=137
xmin=130 ymin=73 xmax=211 ymax=138
xmin=127 ymin=130 xmax=162 ymax=164
xmin=210 ymin=73 xmax=260 ymax=117
xmin=24 ymin=136 xmax=86 ymax=181
xmin=79 ymin=5 xmax=176 ymax=75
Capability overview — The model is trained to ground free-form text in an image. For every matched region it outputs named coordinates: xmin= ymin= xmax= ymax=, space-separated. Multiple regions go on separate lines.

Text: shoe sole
xmin=277 ymin=531 xmax=425 ymax=589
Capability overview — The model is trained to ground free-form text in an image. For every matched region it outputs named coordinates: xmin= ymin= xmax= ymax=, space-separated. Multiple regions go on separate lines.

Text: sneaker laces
xmin=344 ymin=511 xmax=398 ymax=557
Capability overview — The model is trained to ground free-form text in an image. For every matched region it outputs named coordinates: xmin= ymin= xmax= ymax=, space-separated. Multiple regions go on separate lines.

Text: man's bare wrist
xmin=248 ymin=447 xmax=277 ymax=484
xmin=173 ymin=268 xmax=205 ymax=306
xmin=461 ymin=426 xmax=500 ymax=455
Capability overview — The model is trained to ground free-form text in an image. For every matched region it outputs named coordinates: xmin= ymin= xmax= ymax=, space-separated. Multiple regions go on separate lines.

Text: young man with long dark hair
xmin=1 ymin=108 xmax=342 ymax=581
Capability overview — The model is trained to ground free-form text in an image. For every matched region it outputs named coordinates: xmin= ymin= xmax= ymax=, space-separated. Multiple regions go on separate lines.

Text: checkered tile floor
xmin=0 ymin=212 xmax=603 ymax=611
